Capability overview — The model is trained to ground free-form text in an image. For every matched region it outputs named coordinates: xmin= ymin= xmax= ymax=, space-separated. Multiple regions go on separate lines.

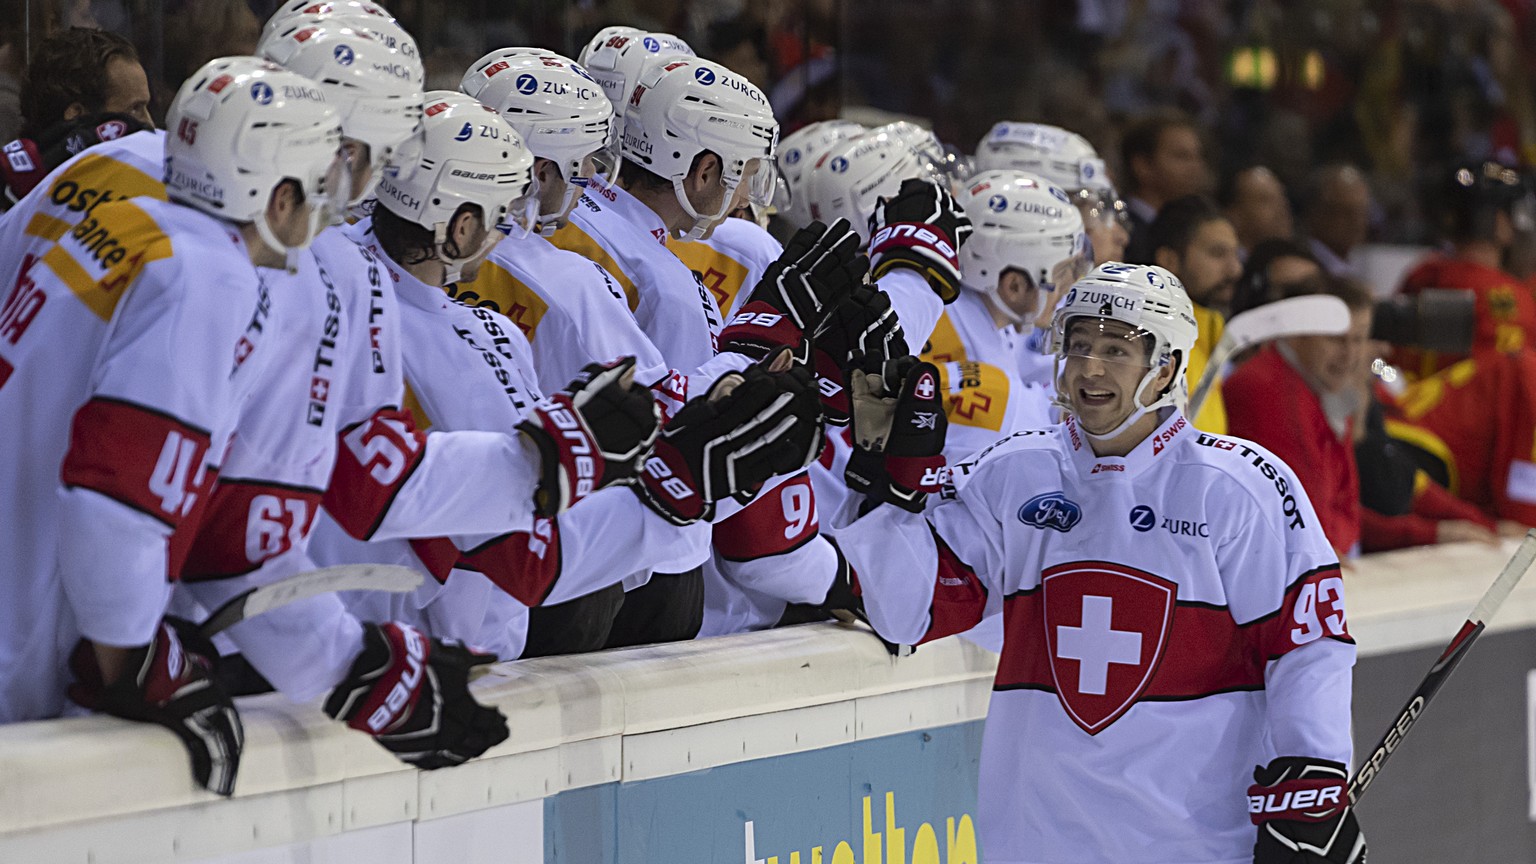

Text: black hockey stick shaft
xmin=1347 ymin=530 xmax=1536 ymax=804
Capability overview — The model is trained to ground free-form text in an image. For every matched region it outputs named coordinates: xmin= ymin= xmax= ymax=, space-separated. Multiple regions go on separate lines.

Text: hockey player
xmin=924 ymin=169 xmax=1090 ymax=460
xmin=309 ymin=91 xmax=828 ymax=651
xmin=770 ymin=118 xmax=865 ymax=238
xmin=0 ymin=56 xmax=346 ymax=795
xmin=830 ymin=262 xmax=1363 ymax=864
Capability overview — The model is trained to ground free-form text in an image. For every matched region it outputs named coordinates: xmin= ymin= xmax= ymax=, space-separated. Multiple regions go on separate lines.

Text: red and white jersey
xmin=0 ymin=195 xmax=276 ymax=721
xmin=308 ymin=220 xmax=710 ymax=656
xmin=830 ymin=410 xmax=1355 ymax=864
xmin=465 ymin=229 xmax=668 ymax=395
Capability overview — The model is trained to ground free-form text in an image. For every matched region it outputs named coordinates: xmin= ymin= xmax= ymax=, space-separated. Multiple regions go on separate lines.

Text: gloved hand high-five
xmin=636 ymin=352 xmax=826 ymax=525
xmin=518 ymin=356 xmax=661 ymax=517
xmin=68 ymin=618 xmax=243 ymax=797
xmin=867 ymin=178 xmax=973 ymax=303
xmin=846 ymin=354 xmax=949 ymax=512
xmin=812 ymin=286 xmax=909 ymax=425
xmin=719 ymin=218 xmax=867 ymax=362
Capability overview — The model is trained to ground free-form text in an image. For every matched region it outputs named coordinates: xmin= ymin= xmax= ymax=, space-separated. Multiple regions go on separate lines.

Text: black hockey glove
xmin=867 ymin=178 xmax=972 ymax=303
xmin=518 ymin=356 xmax=661 ymax=517
xmin=846 ymin=355 xmax=948 ymax=513
xmin=68 ymin=618 xmax=243 ymax=797
xmin=324 ymin=622 xmax=509 ymax=770
xmin=719 ymin=218 xmax=867 ymax=363
xmin=1250 ymin=757 xmax=1366 ymax=864
xmin=636 ymin=356 xmax=826 ymax=525
xmin=812 ymin=286 xmax=909 ymax=426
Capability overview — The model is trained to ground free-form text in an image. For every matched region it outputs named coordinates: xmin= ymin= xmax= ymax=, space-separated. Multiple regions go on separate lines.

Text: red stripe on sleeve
xmin=325 ymin=408 xmax=428 ymax=540
xmin=177 ymin=480 xmax=323 ymax=580
xmin=459 ymin=517 xmax=562 ymax=606
xmin=62 ymin=397 xmax=214 ymax=529
xmin=713 ymin=474 xmax=820 ymax=561
xmin=921 ymin=532 xmax=988 ymax=644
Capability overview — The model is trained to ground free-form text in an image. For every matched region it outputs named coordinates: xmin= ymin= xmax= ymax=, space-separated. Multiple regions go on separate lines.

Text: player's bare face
xmin=101 ymin=56 xmax=153 ymax=128
xmin=1061 ymin=319 xmax=1160 ymax=435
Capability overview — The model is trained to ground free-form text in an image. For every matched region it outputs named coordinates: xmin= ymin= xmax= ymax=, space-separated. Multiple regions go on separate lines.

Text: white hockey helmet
xmin=975 ymin=121 xmax=1128 ymax=232
xmin=577 ymin=25 xmax=642 ymax=68
xmin=376 ymin=91 xmax=538 ymax=283
xmin=879 ymin=120 xmax=970 ymax=185
xmin=258 ymin=18 xmax=423 ymax=203
xmin=581 ymin=30 xmax=693 ymax=137
xmin=262 ymin=2 xmax=421 ymax=69
xmin=1050 ymin=262 xmax=1199 ymax=439
xmin=804 ymin=126 xmax=944 ymax=245
xmin=460 ymin=48 xmax=617 ymax=234
xmin=959 ymin=170 xmax=1091 ymax=323
xmin=622 ymin=55 xmax=779 ymax=240
xmin=164 ymin=56 xmax=344 ymax=256
xmin=774 ymin=119 xmax=865 ymax=229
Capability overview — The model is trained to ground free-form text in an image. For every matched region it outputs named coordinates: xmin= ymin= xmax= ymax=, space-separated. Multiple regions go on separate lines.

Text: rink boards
xmin=2 ymin=539 xmax=1535 ymax=863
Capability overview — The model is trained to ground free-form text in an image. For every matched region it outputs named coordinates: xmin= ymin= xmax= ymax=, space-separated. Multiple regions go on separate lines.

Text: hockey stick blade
xmin=1347 ymin=529 xmax=1536 ymax=804
xmin=1186 ymin=295 xmax=1351 ymax=416
xmin=199 ymin=564 xmax=425 ymax=639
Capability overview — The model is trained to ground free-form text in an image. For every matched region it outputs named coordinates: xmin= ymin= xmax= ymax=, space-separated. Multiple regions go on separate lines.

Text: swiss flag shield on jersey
xmin=1042 ymin=561 xmax=1176 ymax=735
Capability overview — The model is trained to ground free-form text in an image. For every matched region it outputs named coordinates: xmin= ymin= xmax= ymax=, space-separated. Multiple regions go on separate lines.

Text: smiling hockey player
xmin=830 ymin=262 xmax=1364 ymax=864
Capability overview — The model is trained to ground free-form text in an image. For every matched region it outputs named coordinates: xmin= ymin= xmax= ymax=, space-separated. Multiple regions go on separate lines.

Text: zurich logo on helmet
xmin=785 ymin=148 xmax=802 ymax=165
xmin=643 ymin=36 xmax=661 ymax=52
xmin=516 ymin=73 xmax=538 ymax=95
xmin=1050 ymin=186 xmax=1070 ymax=203
xmin=694 ymin=67 xmax=716 ymax=85
xmin=987 ymin=194 xmax=1007 ymax=213
xmin=830 ymin=156 xmax=849 ymax=173
xmin=333 ymin=44 xmax=355 ymax=65
xmin=454 ymin=122 xmax=473 ymax=142
xmin=250 ymin=82 xmax=274 ymax=105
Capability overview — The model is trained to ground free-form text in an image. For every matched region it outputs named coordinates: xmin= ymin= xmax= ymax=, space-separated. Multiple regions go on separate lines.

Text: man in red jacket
xmin=1394 ymin=161 xmax=1536 ymax=378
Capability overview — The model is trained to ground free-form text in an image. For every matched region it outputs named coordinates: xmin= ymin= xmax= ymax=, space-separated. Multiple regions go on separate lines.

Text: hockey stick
xmin=1347 ymin=529 xmax=1536 ymax=804
xmin=1186 ymin=295 xmax=1351 ymax=417
xmin=199 ymin=563 xmax=425 ymax=638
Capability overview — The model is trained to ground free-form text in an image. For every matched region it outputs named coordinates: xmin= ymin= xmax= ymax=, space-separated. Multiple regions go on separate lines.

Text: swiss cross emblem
xmin=1042 ymin=561 xmax=1176 ymax=735
xmin=310 ymin=376 xmax=330 ymax=402
xmin=913 ymin=371 xmax=936 ymax=400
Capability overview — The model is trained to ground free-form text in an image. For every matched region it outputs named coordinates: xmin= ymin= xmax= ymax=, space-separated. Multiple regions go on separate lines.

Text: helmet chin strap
xmin=672 ymin=176 xmax=736 ymax=241
xmin=433 ymin=222 xmax=498 ymax=285
xmin=255 ymin=204 xmax=327 ymax=274
xmin=536 ymin=179 xmax=582 ymax=238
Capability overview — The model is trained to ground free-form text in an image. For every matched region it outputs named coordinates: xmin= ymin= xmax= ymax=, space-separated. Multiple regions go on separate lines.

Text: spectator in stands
xmin=18 ymin=27 xmax=150 ymax=138
xmin=1219 ymin=165 xmax=1293 ymax=257
xmin=1229 ymin=238 xmax=1322 ymax=318
xmin=1120 ymin=109 xmax=1208 ymax=263
xmin=1394 ymin=160 xmax=1536 ymax=378
xmin=1227 ymin=276 xmax=1500 ymax=554
xmin=1302 ymin=163 xmax=1371 ymax=278
xmin=1149 ymin=194 xmax=1240 ymax=432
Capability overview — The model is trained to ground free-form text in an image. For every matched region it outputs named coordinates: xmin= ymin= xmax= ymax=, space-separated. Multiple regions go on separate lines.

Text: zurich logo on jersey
xmin=454 ymin=122 xmax=473 ymax=142
xmin=643 ymin=36 xmax=661 ymax=52
xmin=830 ymin=156 xmax=850 ymax=173
xmin=1129 ymin=505 xmax=1156 ymax=532
xmin=515 ymin=73 xmax=538 ymax=95
xmin=250 ymin=81 xmax=274 ymax=105
xmin=694 ymin=67 xmax=716 ymax=85
xmin=987 ymin=194 xmax=1008 ymax=213
xmin=333 ymin=44 xmax=355 ymax=65
xmin=1019 ymin=492 xmax=1082 ymax=532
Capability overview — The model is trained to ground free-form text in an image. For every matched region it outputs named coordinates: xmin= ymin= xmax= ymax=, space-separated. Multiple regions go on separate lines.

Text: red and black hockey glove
xmin=1 ymin=112 xmax=151 ymax=205
xmin=846 ymin=355 xmax=948 ymax=513
xmin=811 ymin=286 xmax=909 ymax=426
xmin=867 ymin=178 xmax=972 ymax=303
xmin=635 ymin=355 xmax=826 ymax=526
xmin=518 ymin=356 xmax=661 ymax=517
xmin=1249 ymin=757 xmax=1366 ymax=864
xmin=68 ymin=618 xmax=243 ymax=797
xmin=719 ymin=218 xmax=867 ymax=363
xmin=324 ymin=622 xmax=508 ymax=770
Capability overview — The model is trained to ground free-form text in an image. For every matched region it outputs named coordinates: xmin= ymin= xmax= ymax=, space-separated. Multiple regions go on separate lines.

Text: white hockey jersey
xmin=666 ymin=214 xmax=784 ymax=320
xmin=0 ymin=194 xmax=277 ymax=722
xmin=465 ymin=229 xmax=668 ymax=395
xmin=307 ymin=220 xmax=710 ymax=656
xmin=830 ymin=410 xmax=1355 ymax=864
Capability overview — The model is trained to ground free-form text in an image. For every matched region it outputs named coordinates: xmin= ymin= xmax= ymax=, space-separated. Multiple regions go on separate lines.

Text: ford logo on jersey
xmin=1019 ymin=492 xmax=1081 ymax=532
xmin=1129 ymin=505 xmax=1156 ymax=532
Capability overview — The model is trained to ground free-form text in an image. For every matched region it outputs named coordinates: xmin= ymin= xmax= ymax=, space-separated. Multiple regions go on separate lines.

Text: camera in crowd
xmin=1370 ymin=288 xmax=1475 ymax=354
